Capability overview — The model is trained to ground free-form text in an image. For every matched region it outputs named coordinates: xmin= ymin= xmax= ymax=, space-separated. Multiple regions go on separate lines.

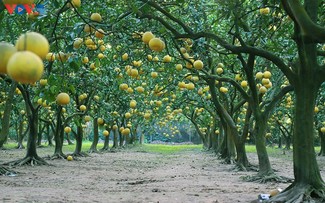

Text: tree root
xmin=100 ymin=146 xmax=109 ymax=151
xmin=44 ymin=153 xmax=67 ymax=160
xmin=242 ymin=172 xmax=292 ymax=184
xmin=232 ymin=163 xmax=258 ymax=172
xmin=72 ymin=152 xmax=89 ymax=157
xmin=268 ymin=183 xmax=325 ymax=203
xmin=16 ymin=144 xmax=25 ymax=149
xmin=4 ymin=155 xmax=50 ymax=166
xmin=88 ymin=148 xmax=99 ymax=154
xmin=0 ymin=165 xmax=17 ymax=176
xmin=220 ymin=157 xmax=236 ymax=164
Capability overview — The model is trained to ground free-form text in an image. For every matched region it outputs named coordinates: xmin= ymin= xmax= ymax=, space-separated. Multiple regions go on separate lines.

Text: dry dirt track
xmin=1 ymin=146 xmax=324 ymax=203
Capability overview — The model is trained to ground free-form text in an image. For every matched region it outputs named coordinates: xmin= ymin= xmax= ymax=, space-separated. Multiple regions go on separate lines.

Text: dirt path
xmin=1 ymin=146 xmax=323 ymax=203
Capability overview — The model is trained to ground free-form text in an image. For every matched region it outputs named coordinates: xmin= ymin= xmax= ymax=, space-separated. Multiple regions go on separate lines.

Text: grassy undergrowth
xmin=2 ymin=141 xmax=322 ymax=156
xmin=133 ymin=144 xmax=203 ymax=154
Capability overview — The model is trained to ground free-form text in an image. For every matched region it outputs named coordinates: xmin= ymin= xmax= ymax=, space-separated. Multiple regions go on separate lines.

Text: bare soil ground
xmin=1 ymin=146 xmax=325 ymax=203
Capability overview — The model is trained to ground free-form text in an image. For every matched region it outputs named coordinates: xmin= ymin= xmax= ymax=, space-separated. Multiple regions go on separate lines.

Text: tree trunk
xmin=139 ymin=133 xmax=145 ymax=144
xmin=235 ymin=105 xmax=251 ymax=170
xmin=270 ymin=2 xmax=325 ymax=197
xmin=225 ymin=125 xmax=236 ymax=163
xmin=319 ymin=130 xmax=325 ymax=156
xmin=254 ymin=114 xmax=273 ymax=176
xmin=119 ymin=132 xmax=124 ymax=147
xmin=0 ymin=82 xmax=16 ymax=148
xmin=25 ymin=110 xmax=39 ymax=157
xmin=46 ymin=123 xmax=54 ymax=146
xmin=37 ymin=123 xmax=46 ymax=147
xmin=292 ymin=84 xmax=323 ymax=187
xmin=53 ymin=106 xmax=65 ymax=158
xmin=17 ymin=119 xmax=26 ymax=149
xmin=112 ymin=129 xmax=118 ymax=148
xmin=89 ymin=118 xmax=99 ymax=153
xmin=130 ymin=125 xmax=137 ymax=144
xmin=102 ymin=129 xmax=110 ymax=151
xmin=73 ymin=125 xmax=83 ymax=155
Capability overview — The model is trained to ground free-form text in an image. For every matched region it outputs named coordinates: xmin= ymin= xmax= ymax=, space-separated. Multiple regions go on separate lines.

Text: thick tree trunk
xmin=102 ymin=132 xmax=110 ymax=151
xmin=17 ymin=119 xmax=26 ymax=149
xmin=254 ymin=114 xmax=273 ymax=176
xmin=0 ymin=82 xmax=16 ymax=148
xmin=292 ymin=84 xmax=323 ymax=186
xmin=119 ymin=132 xmax=124 ymax=147
xmin=235 ymin=106 xmax=251 ymax=170
xmin=89 ymin=118 xmax=99 ymax=153
xmin=319 ymin=130 xmax=325 ymax=156
xmin=139 ymin=133 xmax=145 ymax=144
xmin=8 ymin=108 xmax=48 ymax=166
xmin=46 ymin=123 xmax=54 ymax=146
xmin=210 ymin=131 xmax=218 ymax=151
xmin=112 ymin=129 xmax=118 ymax=148
xmin=226 ymin=125 xmax=236 ymax=163
xmin=25 ymin=110 xmax=39 ymax=157
xmin=73 ymin=125 xmax=83 ymax=155
xmin=53 ymin=106 xmax=65 ymax=158
xmin=130 ymin=126 xmax=137 ymax=144
xmin=270 ymin=2 xmax=325 ymax=197
xmin=37 ymin=124 xmax=43 ymax=146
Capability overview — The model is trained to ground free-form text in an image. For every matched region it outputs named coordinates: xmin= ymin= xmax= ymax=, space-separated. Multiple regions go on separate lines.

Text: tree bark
xmin=102 ymin=129 xmax=110 ymax=151
xmin=73 ymin=125 xmax=83 ymax=155
xmin=53 ymin=106 xmax=65 ymax=158
xmin=17 ymin=119 xmax=26 ymax=149
xmin=89 ymin=118 xmax=99 ymax=153
xmin=318 ymin=130 xmax=325 ymax=156
xmin=254 ymin=113 xmax=273 ymax=175
xmin=0 ymin=82 xmax=16 ymax=148
xmin=292 ymin=83 xmax=323 ymax=186
xmin=112 ymin=128 xmax=118 ymax=148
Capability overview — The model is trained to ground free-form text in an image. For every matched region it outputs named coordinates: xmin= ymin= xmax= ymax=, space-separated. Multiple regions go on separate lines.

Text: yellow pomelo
xmin=46 ymin=52 xmax=56 ymax=62
xmin=103 ymin=130 xmax=109 ymax=136
xmin=68 ymin=0 xmax=81 ymax=8
xmin=193 ymin=60 xmax=204 ymax=70
xmin=56 ymin=93 xmax=70 ymax=105
xmin=64 ymin=127 xmax=71 ymax=133
xmin=95 ymin=29 xmax=105 ymax=39
xmin=263 ymin=71 xmax=272 ymax=78
xmin=121 ymin=128 xmax=130 ymax=135
xmin=0 ymin=42 xmax=16 ymax=74
xmin=15 ymin=32 xmax=49 ymax=59
xmin=130 ymin=100 xmax=137 ymax=108
xmin=67 ymin=155 xmax=73 ymax=161
xmin=90 ymin=13 xmax=102 ymax=22
xmin=80 ymin=105 xmax=87 ymax=111
xmin=321 ymin=127 xmax=325 ymax=133
xmin=7 ymin=51 xmax=44 ymax=84
xmin=142 ymin=31 xmax=155 ymax=44
xmin=148 ymin=38 xmax=165 ymax=52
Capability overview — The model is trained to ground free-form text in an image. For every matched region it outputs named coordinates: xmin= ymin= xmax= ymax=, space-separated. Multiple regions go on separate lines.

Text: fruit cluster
xmin=0 ymin=32 xmax=49 ymax=84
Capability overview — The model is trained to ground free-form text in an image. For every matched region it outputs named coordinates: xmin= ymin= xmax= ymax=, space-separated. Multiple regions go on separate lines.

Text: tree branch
xmin=281 ymin=0 xmax=325 ymax=43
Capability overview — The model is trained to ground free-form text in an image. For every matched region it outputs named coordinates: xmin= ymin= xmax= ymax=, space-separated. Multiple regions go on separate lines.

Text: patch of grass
xmin=134 ymin=144 xmax=203 ymax=154
xmin=3 ymin=141 xmax=106 ymax=153
xmin=246 ymin=145 xmax=280 ymax=155
xmin=61 ymin=141 xmax=105 ymax=153
xmin=2 ymin=142 xmax=18 ymax=149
